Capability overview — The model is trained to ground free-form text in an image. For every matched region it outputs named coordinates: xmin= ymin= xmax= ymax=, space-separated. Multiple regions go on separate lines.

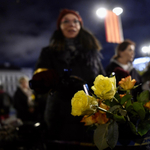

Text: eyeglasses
xmin=61 ymin=19 xmax=80 ymax=25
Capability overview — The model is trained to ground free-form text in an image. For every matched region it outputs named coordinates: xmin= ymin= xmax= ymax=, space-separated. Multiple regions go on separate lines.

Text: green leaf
xmin=137 ymin=90 xmax=150 ymax=104
xmin=94 ymin=124 xmax=109 ymax=150
xmin=108 ymin=105 xmax=121 ymax=113
xmin=125 ymin=99 xmax=133 ymax=111
xmin=120 ymin=94 xmax=132 ymax=105
xmin=107 ymin=120 xmax=119 ymax=149
xmin=113 ymin=114 xmax=126 ymax=123
xmin=103 ymin=100 xmax=112 ymax=107
xmin=118 ymin=108 xmax=127 ymax=116
xmin=103 ymin=99 xmax=118 ymax=107
xmin=137 ymin=119 xmax=150 ymax=136
xmin=128 ymin=121 xmax=137 ymax=135
xmin=133 ymin=102 xmax=145 ymax=120
xmin=114 ymin=93 xmax=121 ymax=101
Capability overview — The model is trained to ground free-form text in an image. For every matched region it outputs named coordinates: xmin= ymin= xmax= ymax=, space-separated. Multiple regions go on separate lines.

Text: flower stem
xmin=113 ymin=97 xmax=119 ymax=103
xmin=97 ymin=107 xmax=113 ymax=115
xmin=97 ymin=106 xmax=107 ymax=112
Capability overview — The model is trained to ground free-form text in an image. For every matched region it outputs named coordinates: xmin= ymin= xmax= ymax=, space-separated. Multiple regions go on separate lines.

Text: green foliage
xmin=133 ymin=102 xmax=145 ymax=120
xmin=137 ymin=119 xmax=150 ymax=136
xmin=120 ymin=94 xmax=132 ymax=105
xmin=94 ymin=124 xmax=109 ymax=150
xmin=113 ymin=114 xmax=126 ymax=123
xmin=137 ymin=90 xmax=150 ymax=104
xmin=107 ymin=120 xmax=119 ymax=149
xmin=125 ymin=99 xmax=133 ymax=111
xmin=128 ymin=121 xmax=138 ymax=135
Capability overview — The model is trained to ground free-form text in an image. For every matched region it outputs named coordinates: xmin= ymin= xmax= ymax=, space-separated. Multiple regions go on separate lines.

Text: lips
xmin=68 ymin=29 xmax=76 ymax=32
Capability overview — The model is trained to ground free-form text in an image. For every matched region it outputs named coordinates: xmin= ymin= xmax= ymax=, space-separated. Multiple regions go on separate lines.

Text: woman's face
xmin=120 ymin=44 xmax=135 ymax=62
xmin=60 ymin=14 xmax=81 ymax=39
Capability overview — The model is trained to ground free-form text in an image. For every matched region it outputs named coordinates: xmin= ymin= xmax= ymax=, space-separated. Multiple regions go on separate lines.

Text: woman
xmin=30 ymin=9 xmax=105 ymax=147
xmin=13 ymin=76 xmax=35 ymax=122
xmin=105 ymin=39 xmax=142 ymax=99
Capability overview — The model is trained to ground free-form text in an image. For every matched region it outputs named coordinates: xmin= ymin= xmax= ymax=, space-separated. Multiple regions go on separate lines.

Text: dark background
xmin=0 ymin=0 xmax=150 ymax=70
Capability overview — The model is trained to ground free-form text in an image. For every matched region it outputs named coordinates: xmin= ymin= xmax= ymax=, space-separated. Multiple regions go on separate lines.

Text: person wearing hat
xmin=29 ymin=8 xmax=105 ymax=148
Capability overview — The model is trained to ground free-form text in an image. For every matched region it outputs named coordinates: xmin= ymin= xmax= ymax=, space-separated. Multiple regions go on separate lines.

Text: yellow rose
xmin=118 ymin=76 xmax=136 ymax=90
xmin=91 ymin=75 xmax=116 ymax=100
xmin=71 ymin=90 xmax=98 ymax=116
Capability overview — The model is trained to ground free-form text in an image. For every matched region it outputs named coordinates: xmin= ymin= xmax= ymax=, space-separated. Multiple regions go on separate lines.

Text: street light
xmin=96 ymin=7 xmax=123 ymax=18
xmin=113 ymin=7 xmax=123 ymax=16
xmin=141 ymin=45 xmax=150 ymax=56
xmin=96 ymin=6 xmax=124 ymax=43
xmin=96 ymin=7 xmax=107 ymax=18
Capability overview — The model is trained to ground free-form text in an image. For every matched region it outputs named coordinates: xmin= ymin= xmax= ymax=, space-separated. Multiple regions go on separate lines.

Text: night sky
xmin=0 ymin=0 xmax=150 ymax=70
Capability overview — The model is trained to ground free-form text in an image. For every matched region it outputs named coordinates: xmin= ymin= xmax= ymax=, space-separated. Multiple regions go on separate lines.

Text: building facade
xmin=0 ymin=67 xmax=33 ymax=97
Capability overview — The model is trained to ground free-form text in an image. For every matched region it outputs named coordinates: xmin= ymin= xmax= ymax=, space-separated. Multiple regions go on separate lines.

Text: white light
xmin=96 ymin=8 xmax=107 ymax=19
xmin=142 ymin=46 xmax=149 ymax=53
xmin=133 ymin=57 xmax=150 ymax=71
xmin=133 ymin=57 xmax=150 ymax=64
xmin=34 ymin=122 xmax=40 ymax=127
xmin=113 ymin=7 xmax=123 ymax=16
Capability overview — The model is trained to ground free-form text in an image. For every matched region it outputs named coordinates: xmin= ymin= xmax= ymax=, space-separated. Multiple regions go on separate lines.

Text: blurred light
xmin=142 ymin=46 xmax=149 ymax=53
xmin=96 ymin=8 xmax=107 ymax=19
xmin=133 ymin=57 xmax=150 ymax=64
xmin=133 ymin=57 xmax=150 ymax=71
xmin=113 ymin=7 xmax=123 ymax=16
xmin=34 ymin=122 xmax=40 ymax=127
xmin=16 ymin=127 xmax=19 ymax=130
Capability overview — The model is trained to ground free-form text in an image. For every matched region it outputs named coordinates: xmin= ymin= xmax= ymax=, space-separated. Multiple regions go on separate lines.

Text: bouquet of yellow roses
xmin=71 ymin=75 xmax=150 ymax=150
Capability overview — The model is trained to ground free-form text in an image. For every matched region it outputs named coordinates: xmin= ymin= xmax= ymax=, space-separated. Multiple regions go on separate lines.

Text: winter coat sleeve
xmin=29 ymin=47 xmax=59 ymax=94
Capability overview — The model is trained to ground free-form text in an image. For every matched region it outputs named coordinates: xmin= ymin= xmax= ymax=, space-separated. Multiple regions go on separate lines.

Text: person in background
xmin=0 ymin=83 xmax=12 ymax=123
xmin=105 ymin=39 xmax=142 ymax=99
xmin=141 ymin=61 xmax=150 ymax=91
xmin=29 ymin=8 xmax=106 ymax=148
xmin=13 ymin=76 xmax=35 ymax=123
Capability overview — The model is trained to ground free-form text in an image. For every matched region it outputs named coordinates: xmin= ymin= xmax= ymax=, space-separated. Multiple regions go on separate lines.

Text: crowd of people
xmin=0 ymin=8 xmax=150 ymax=150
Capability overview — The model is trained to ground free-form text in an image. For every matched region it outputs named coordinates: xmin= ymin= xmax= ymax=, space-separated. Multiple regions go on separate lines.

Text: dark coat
xmin=35 ymin=46 xmax=106 ymax=88
xmin=13 ymin=87 xmax=31 ymax=122
xmin=34 ymin=45 xmax=106 ymax=143
xmin=0 ymin=90 xmax=12 ymax=120
xmin=105 ymin=61 xmax=142 ymax=85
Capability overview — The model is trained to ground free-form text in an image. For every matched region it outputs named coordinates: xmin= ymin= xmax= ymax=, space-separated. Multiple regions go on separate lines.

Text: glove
xmin=29 ymin=69 xmax=59 ymax=94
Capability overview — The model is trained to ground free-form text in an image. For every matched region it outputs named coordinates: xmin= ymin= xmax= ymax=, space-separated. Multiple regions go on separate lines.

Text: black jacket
xmin=35 ymin=46 xmax=106 ymax=87
xmin=13 ymin=87 xmax=29 ymax=121
xmin=34 ymin=45 xmax=106 ymax=143
xmin=105 ymin=61 xmax=142 ymax=85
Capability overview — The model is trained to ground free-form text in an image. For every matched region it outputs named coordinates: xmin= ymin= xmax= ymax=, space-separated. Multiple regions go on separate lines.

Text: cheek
xmin=60 ymin=26 xmax=68 ymax=37
xmin=77 ymin=25 xmax=81 ymax=32
xmin=60 ymin=26 xmax=64 ymax=31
